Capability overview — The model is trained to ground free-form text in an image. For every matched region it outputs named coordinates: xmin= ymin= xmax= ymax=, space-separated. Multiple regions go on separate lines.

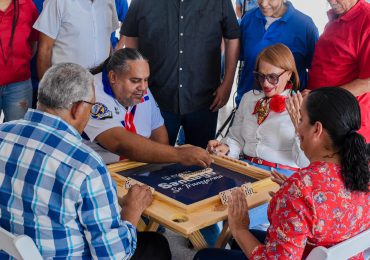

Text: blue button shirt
xmin=0 ymin=109 xmax=137 ymax=259
xmin=236 ymin=1 xmax=319 ymax=104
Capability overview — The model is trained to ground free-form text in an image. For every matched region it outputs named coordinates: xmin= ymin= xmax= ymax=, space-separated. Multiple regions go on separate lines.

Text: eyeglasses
xmin=80 ymin=100 xmax=95 ymax=106
xmin=253 ymin=70 xmax=286 ymax=85
xmin=77 ymin=100 xmax=100 ymax=114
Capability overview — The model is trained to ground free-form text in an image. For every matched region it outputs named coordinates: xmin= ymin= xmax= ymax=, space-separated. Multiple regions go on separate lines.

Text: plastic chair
xmin=0 ymin=227 xmax=42 ymax=260
xmin=306 ymin=228 xmax=370 ymax=260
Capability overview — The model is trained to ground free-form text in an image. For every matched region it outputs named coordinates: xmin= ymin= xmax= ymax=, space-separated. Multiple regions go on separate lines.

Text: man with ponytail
xmin=84 ymin=48 xmax=212 ymax=167
xmin=194 ymin=87 xmax=369 ymax=260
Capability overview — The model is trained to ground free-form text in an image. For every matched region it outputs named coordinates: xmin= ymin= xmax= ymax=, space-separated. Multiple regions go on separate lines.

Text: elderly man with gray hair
xmin=0 ymin=63 xmax=171 ymax=259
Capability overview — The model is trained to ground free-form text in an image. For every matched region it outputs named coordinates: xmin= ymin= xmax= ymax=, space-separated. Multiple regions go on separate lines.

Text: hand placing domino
xmin=125 ymin=177 xmax=155 ymax=194
xmin=218 ymin=182 xmax=254 ymax=205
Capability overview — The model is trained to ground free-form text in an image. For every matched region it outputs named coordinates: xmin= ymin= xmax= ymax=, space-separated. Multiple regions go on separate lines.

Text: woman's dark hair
xmin=1 ymin=0 xmax=19 ymax=63
xmin=306 ymin=87 xmax=369 ymax=192
xmin=90 ymin=48 xmax=147 ymax=75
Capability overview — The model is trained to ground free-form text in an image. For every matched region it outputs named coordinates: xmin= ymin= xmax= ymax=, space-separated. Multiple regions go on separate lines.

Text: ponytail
xmin=90 ymin=56 xmax=111 ymax=75
xmin=89 ymin=48 xmax=147 ymax=75
xmin=340 ymin=132 xmax=369 ymax=192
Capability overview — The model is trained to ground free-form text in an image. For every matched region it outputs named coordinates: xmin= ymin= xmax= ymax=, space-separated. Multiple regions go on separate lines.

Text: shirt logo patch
xmin=91 ymin=102 xmax=112 ymax=120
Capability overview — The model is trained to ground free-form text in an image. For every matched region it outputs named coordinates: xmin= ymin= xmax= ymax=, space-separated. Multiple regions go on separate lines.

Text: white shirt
xmin=33 ymin=0 xmax=119 ymax=68
xmin=222 ymin=90 xmax=309 ymax=168
xmin=83 ymin=73 xmax=164 ymax=164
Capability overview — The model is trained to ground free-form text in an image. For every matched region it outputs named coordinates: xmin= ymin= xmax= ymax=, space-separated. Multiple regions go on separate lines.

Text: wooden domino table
xmin=108 ymin=155 xmax=279 ymax=250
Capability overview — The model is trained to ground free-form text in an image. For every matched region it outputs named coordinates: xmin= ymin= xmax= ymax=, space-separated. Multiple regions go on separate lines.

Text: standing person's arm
xmin=210 ymin=0 xmax=240 ymax=112
xmin=210 ymin=38 xmax=240 ymax=112
xmin=33 ymin=0 xmax=63 ymax=79
xmin=235 ymin=3 xmax=242 ymax=18
xmin=37 ymin=33 xmax=54 ymax=79
xmin=114 ymin=0 xmax=129 ymax=50
xmin=119 ymin=0 xmax=141 ymax=49
xmin=341 ymin=79 xmax=370 ymax=97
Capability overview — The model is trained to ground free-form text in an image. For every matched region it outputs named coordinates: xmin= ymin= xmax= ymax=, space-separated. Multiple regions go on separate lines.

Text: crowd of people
xmin=0 ymin=0 xmax=369 ymax=259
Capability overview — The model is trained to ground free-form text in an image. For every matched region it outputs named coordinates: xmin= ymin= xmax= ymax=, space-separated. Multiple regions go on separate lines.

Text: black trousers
xmin=131 ymin=232 xmax=172 ymax=260
xmin=161 ymin=107 xmax=218 ymax=149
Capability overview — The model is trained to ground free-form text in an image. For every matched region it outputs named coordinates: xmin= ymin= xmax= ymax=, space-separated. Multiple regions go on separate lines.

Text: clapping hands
xmin=286 ymin=91 xmax=304 ymax=133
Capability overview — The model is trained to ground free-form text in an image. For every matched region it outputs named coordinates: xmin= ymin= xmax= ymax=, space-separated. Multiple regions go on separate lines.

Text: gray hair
xmin=38 ymin=63 xmax=94 ymax=110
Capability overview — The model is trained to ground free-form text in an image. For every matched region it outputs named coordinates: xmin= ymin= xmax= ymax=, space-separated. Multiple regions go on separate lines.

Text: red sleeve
xmin=358 ymin=26 xmax=370 ymax=79
xmin=251 ymin=176 xmax=314 ymax=260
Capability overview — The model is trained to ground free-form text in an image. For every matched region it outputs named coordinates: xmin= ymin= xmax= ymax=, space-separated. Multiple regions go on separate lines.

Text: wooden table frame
xmin=108 ymin=155 xmax=279 ymax=250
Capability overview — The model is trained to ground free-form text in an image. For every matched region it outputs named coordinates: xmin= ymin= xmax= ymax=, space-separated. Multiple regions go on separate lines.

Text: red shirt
xmin=0 ymin=0 xmax=38 ymax=85
xmin=252 ymin=162 xmax=370 ymax=260
xmin=307 ymin=0 xmax=370 ymax=142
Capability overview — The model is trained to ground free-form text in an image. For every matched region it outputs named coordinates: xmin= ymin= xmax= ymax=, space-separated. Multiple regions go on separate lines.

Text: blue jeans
xmin=161 ymin=107 xmax=218 ymax=148
xmin=194 ymin=229 xmax=267 ymax=260
xmin=0 ymin=79 xmax=33 ymax=122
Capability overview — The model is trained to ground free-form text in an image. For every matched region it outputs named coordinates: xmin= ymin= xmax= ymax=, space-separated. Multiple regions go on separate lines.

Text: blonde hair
xmin=255 ymin=43 xmax=300 ymax=90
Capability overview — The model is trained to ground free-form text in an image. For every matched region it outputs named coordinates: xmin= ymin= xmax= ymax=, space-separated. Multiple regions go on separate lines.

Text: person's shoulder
xmin=241 ymin=7 xmax=259 ymax=22
xmin=239 ymin=90 xmax=263 ymax=108
xmin=288 ymin=4 xmax=316 ymax=26
xmin=359 ymin=2 xmax=370 ymax=23
xmin=293 ymin=161 xmax=341 ymax=188
xmin=74 ymin=141 xmax=109 ymax=175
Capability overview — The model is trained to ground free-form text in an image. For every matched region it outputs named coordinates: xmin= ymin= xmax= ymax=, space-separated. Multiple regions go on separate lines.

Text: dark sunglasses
xmin=253 ymin=70 xmax=286 ymax=85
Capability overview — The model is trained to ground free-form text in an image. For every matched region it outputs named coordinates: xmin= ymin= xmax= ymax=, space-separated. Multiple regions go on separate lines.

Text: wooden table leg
xmin=188 ymin=230 xmax=208 ymax=250
xmin=145 ymin=218 xmax=160 ymax=232
xmin=215 ymin=221 xmax=232 ymax=249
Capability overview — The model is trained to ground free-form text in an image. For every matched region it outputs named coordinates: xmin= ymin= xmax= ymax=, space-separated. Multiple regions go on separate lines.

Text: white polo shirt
xmin=83 ymin=73 xmax=164 ymax=164
xmin=33 ymin=0 xmax=119 ymax=68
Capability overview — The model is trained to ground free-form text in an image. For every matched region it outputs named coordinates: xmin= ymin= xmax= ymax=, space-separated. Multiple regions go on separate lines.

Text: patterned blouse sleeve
xmin=251 ymin=174 xmax=314 ymax=259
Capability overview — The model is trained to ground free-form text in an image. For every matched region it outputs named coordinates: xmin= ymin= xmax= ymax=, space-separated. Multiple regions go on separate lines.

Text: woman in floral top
xmin=195 ymin=87 xmax=369 ymax=260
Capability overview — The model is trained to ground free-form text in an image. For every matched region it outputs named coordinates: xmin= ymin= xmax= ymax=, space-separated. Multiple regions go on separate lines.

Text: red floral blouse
xmin=252 ymin=161 xmax=370 ymax=259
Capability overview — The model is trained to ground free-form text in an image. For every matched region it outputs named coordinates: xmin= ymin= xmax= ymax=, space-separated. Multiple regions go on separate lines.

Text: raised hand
xmin=286 ymin=91 xmax=303 ymax=133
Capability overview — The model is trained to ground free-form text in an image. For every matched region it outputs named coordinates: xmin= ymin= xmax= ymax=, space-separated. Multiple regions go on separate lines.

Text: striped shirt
xmin=0 ymin=109 xmax=137 ymax=259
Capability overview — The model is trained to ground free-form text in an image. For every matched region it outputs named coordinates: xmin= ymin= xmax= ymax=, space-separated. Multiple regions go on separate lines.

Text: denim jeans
xmin=161 ymin=107 xmax=218 ymax=148
xmin=0 ymin=79 xmax=33 ymax=122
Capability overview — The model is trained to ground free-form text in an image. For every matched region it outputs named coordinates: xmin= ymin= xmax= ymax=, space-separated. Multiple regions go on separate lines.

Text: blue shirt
xmin=111 ymin=0 xmax=129 ymax=48
xmin=236 ymin=1 xmax=319 ymax=104
xmin=0 ymin=109 xmax=137 ymax=259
